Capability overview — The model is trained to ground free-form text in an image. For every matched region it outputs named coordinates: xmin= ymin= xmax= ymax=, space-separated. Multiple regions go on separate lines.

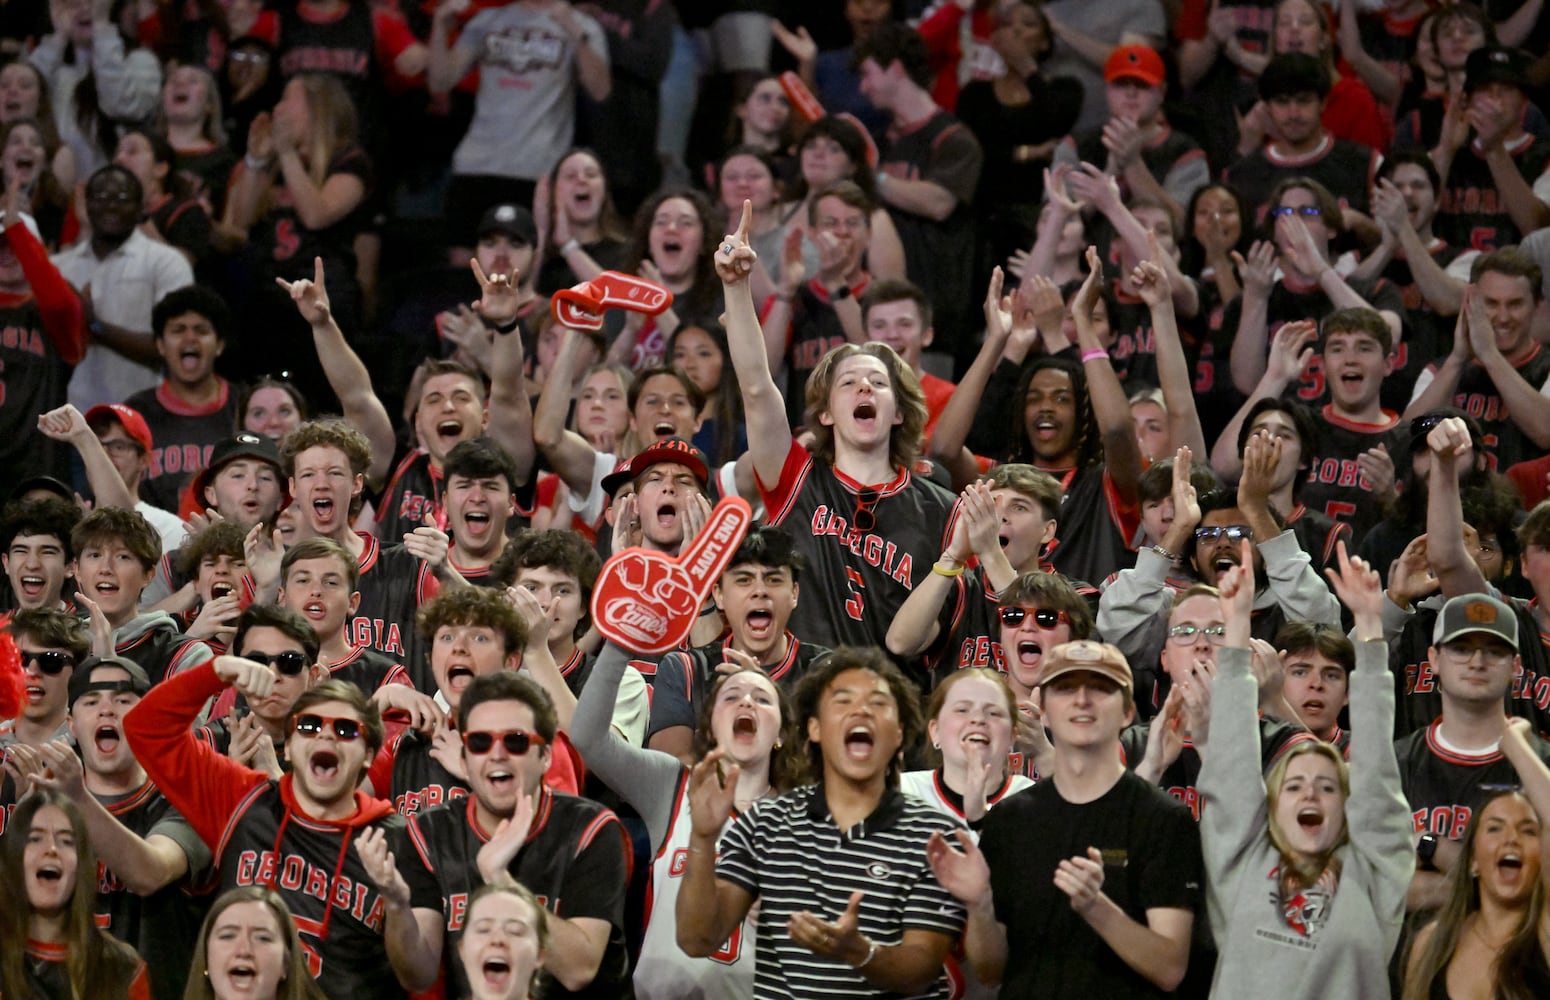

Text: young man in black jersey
xmin=443 ymin=437 xmax=521 ymax=586
xmin=276 ymin=537 xmax=412 ymax=695
xmin=34 ymin=654 xmax=212 ymax=1000
xmin=72 ymin=507 xmax=213 ymax=685
xmin=647 ymin=525 xmax=830 ymax=762
xmin=929 ymin=639 xmax=1200 ymax=998
xmin=1405 ymin=250 xmax=1550 ymax=471
xmin=363 ymin=671 xmax=631 ymax=999
xmin=678 ymin=647 xmax=966 ymax=998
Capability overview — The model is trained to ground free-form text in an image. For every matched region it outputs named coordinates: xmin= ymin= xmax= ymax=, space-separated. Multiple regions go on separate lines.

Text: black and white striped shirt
xmin=717 ymin=784 xmax=967 ymax=1000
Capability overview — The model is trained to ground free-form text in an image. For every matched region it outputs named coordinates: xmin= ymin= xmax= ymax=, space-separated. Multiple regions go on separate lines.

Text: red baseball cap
xmin=85 ymin=403 xmax=153 ymax=453
xmin=1104 ymin=45 xmax=1165 ymax=87
xmin=600 ymin=437 xmax=710 ymax=497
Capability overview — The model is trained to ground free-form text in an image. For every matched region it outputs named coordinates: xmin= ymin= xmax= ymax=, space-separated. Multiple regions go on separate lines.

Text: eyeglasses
xmin=86 ymin=191 xmax=137 ymax=205
xmin=1271 ymin=205 xmax=1322 ymax=218
xmin=999 ymin=606 xmax=1071 ymax=629
xmin=292 ymin=714 xmax=363 ymax=741
xmin=23 ymin=650 xmax=76 ymax=675
xmin=853 ymin=488 xmax=879 ymax=535
xmin=1440 ymin=641 xmax=1514 ymax=666
xmin=463 ymin=730 xmax=547 ymax=756
xmin=229 ymin=50 xmax=270 ymax=64
xmin=1195 ymin=525 xmax=1253 ymax=543
xmin=243 ymin=650 xmax=309 ymax=676
xmin=1168 ymin=623 xmax=1227 ymax=645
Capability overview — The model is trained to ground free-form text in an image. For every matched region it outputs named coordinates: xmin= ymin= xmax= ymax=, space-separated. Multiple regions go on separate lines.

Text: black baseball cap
xmin=476 ymin=204 xmax=537 ymax=246
xmin=68 ymin=654 xmax=152 ymax=707
xmin=190 ymin=433 xmax=285 ymax=509
xmin=1465 ymin=45 xmax=1530 ymax=93
xmin=10 ymin=476 xmax=74 ymax=504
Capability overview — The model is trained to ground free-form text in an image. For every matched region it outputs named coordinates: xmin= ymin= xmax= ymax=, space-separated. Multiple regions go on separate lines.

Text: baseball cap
xmin=1407 ymin=409 xmax=1484 ymax=454
xmin=600 ymin=437 xmax=710 ymax=497
xmin=1465 ymin=45 xmax=1529 ymax=94
xmin=1037 ymin=640 xmax=1133 ymax=691
xmin=476 ymin=203 xmax=537 ymax=247
xmin=189 ymin=433 xmax=284 ymax=509
xmin=1432 ymin=594 xmax=1518 ymax=650
xmin=68 ymin=653 xmax=152 ymax=707
xmin=9 ymin=476 xmax=74 ymax=503
xmin=1104 ymin=45 xmax=1165 ymax=88
xmin=85 ymin=403 xmax=153 ymax=453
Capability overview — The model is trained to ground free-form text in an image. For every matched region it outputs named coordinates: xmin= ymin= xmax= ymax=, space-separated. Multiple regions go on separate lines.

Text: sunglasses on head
xmin=1195 ymin=525 xmax=1253 ymax=543
xmin=463 ymin=730 xmax=547 ymax=756
xmin=998 ymin=606 xmax=1071 ymax=629
xmin=23 ymin=650 xmax=76 ymax=675
xmin=292 ymin=714 xmax=363 ymax=741
xmin=243 ymin=650 xmax=309 ymax=676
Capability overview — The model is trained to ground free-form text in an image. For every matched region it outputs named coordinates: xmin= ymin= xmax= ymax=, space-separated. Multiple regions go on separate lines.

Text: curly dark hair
xmin=176 ymin=520 xmax=248 ymax=579
xmin=791 ymin=647 xmax=923 ymax=788
xmin=0 ymin=495 xmax=81 ymax=556
xmin=416 ymin=586 xmax=528 ymax=655
xmin=490 ymin=530 xmax=602 ymax=640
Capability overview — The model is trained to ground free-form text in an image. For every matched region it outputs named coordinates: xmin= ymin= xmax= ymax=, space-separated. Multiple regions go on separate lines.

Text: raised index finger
xmin=675 ymin=495 xmax=753 ymax=590
xmin=736 ymin=199 xmax=752 ymax=244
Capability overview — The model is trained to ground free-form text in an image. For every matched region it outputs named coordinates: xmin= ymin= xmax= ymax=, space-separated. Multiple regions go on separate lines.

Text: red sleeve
xmin=127 ymin=962 xmax=152 ymax=1000
xmin=8 ymin=223 xmax=85 ymax=364
xmin=373 ymin=8 xmax=417 ymax=60
xmin=252 ymin=10 xmax=280 ymax=45
xmin=1174 ymin=0 xmax=1210 ymax=41
xmin=544 ymin=730 xmax=583 ymax=794
xmin=916 ymin=4 xmax=965 ymax=54
xmin=122 ymin=662 xmax=269 ymax=850
xmin=1101 ymin=469 xmax=1143 ymax=548
xmin=757 ymin=438 xmax=812 ymax=526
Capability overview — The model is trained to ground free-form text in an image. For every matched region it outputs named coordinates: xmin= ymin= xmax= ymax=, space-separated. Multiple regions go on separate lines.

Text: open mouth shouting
xmin=731 ymin=711 xmax=759 ymax=742
xmin=177 ymin=345 xmax=205 ymax=376
xmin=24 ymin=682 xmax=44 ymax=703
xmin=484 ymin=765 xmax=515 ymax=796
xmin=1494 ymin=851 xmax=1527 ymax=884
xmin=436 ymin=418 xmax=465 ymax=446
xmin=302 ymin=600 xmax=328 ymax=622
xmin=1296 ymin=806 xmax=1325 ymax=834
xmin=223 ymin=962 xmax=260 ymax=991
xmin=309 ymin=493 xmax=339 ymax=527
xmin=1015 ymin=639 xmax=1042 ymax=670
xmin=461 ymin=507 xmax=492 ymax=538
xmin=1210 ymin=552 xmax=1239 ymax=578
xmin=652 ymin=502 xmax=679 ymax=532
xmin=17 ymin=574 xmax=46 ymax=601
xmin=307 ymin=748 xmax=340 ymax=783
xmin=94 ymin=724 xmax=122 ymax=757
xmin=842 ymin=723 xmax=876 ymax=760
xmin=445 ymin=662 xmax=476 ymax=696
xmin=743 ymin=607 xmax=774 ymax=642
xmin=211 ymin=582 xmax=235 ymax=600
xmin=1032 ymin=415 xmax=1061 ymax=441
xmin=480 ymin=955 xmax=514 ymax=993
xmin=651 ymin=420 xmax=677 ymax=439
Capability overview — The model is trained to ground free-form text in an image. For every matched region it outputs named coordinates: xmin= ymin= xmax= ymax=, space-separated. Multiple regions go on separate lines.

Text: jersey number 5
xmin=844 ymin=567 xmax=866 ymax=621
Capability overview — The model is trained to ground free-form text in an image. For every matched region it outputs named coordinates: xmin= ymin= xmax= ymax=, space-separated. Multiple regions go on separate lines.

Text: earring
xmin=774 ymin=740 xmax=782 ymax=749
xmin=932 ymin=742 xmax=940 ymax=750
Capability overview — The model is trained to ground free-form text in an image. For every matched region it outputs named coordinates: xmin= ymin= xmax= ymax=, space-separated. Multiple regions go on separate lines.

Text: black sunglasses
xmin=244 ymin=650 xmax=309 ymax=676
xmin=23 ymin=650 xmax=77 ymax=675
xmin=853 ymin=488 xmax=879 ymax=534
xmin=463 ymin=730 xmax=548 ymax=756
xmin=292 ymin=714 xmax=363 ymax=741
xmin=998 ymin=607 xmax=1071 ymax=629
xmin=1195 ymin=525 xmax=1253 ymax=543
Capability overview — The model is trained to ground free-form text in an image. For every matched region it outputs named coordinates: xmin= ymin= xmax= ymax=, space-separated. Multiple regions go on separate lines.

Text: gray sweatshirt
xmin=1199 ymin=642 xmax=1413 ymax=999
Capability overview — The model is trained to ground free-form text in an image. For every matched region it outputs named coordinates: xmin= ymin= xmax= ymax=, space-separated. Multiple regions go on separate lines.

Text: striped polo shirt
xmin=717 ymin=783 xmax=967 ymax=999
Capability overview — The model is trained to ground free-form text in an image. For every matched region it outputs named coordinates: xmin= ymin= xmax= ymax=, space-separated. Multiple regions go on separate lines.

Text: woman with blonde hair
xmin=1199 ymin=542 xmax=1413 ymax=997
xmin=457 ymin=881 xmax=549 ymax=1000
xmin=226 ymin=71 xmax=370 ymax=401
xmin=183 ymin=886 xmax=325 ymax=1000
xmin=157 ymin=63 xmax=235 ymax=215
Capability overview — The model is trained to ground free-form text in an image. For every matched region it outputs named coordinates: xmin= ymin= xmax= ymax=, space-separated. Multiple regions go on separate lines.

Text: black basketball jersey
xmin=933 ymin=565 xmax=1099 ymax=677
xmin=1430 ymin=343 xmax=1550 ymax=471
xmin=122 ymin=381 xmax=240 ymax=512
xmin=328 ymin=644 xmax=411 ymax=694
xmin=0 ymin=294 xmax=77 ymax=484
xmin=1395 ymin=719 xmax=1550 ymax=839
xmin=1046 ymin=466 xmax=1140 ymax=588
xmin=1436 ymin=135 xmax=1550 ymax=251
xmin=647 ymin=633 xmax=832 ymax=740
xmin=376 ymin=448 xmax=442 ymax=543
xmin=402 ymin=791 xmax=632 ymax=999
xmin=1299 ymin=404 xmax=1409 ymax=538
xmin=387 ymin=729 xmax=468 ymax=818
xmin=1225 ymin=135 xmax=1380 ymax=224
xmin=760 ymin=439 xmax=956 ymax=666
xmin=115 ymin=621 xmax=214 ymax=687
xmin=349 ymin=532 xmax=436 ymax=691
xmin=94 ymin=782 xmax=212 ymax=1000
xmin=1285 ymin=502 xmax=1352 ymax=570
xmin=276 ymin=0 xmax=377 ymax=111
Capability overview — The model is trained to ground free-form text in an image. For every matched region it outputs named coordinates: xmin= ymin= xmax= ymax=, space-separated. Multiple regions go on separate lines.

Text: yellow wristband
xmin=932 ymin=561 xmax=965 ymax=578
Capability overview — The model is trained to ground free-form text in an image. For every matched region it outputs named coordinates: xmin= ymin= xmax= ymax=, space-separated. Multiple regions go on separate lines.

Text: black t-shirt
xmin=979 ymin=772 xmax=1202 ymax=999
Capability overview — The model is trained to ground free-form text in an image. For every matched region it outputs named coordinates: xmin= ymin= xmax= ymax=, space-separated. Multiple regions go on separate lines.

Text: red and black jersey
xmin=123 ymin=663 xmax=408 ymax=1000
xmin=376 ymin=447 xmax=442 ymax=544
xmin=402 ymin=790 xmax=632 ymax=999
xmin=762 ymin=275 xmax=872 ymax=431
xmin=1436 ymin=134 xmax=1550 ymax=252
xmin=1299 ymin=404 xmax=1408 ymax=538
xmin=371 ymin=728 xmax=468 ymax=818
xmin=1045 ymin=465 xmax=1141 ymax=589
xmin=123 ymin=380 xmax=240 ymax=512
xmin=1427 ymin=344 xmax=1550 ymax=471
xmin=327 ymin=643 xmax=411 ymax=695
xmin=646 ymin=632 xmax=832 ymax=741
xmin=1224 ymin=133 xmax=1380 ymax=224
xmin=1396 ymin=719 xmax=1550 ymax=839
xmin=1382 ymin=239 xmax=1470 ymax=412
xmin=933 ymin=565 xmax=1098 ymax=678
xmin=115 ymin=617 xmax=215 ymax=687
xmin=1395 ymin=599 xmax=1550 ymax=740
xmin=760 ymin=439 xmax=955 ymax=672
xmin=255 ymin=146 xmax=374 ymax=284
xmin=1121 ymin=716 xmax=1314 ymax=820
xmin=93 ymin=781 xmax=213 ymax=1000
xmin=1285 ymin=502 xmax=1352 ymax=570
xmin=349 ymin=532 xmax=438 ymax=691
xmin=25 ymin=938 xmax=150 ymax=1000
xmin=0 ymin=221 xmax=85 ymax=484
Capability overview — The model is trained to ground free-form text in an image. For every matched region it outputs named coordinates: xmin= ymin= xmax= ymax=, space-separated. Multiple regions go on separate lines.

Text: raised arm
xmin=531 ymin=329 xmax=605 ymax=496
xmin=426 ymin=2 xmax=480 ymax=95
xmin=1370 ymin=179 xmax=1464 ymax=316
xmin=37 ymin=405 xmax=136 ymax=511
xmin=1073 ymin=246 xmax=1145 ymax=503
xmin=1067 ymin=166 xmax=1198 ymax=317
xmin=1464 ymin=284 xmax=1550 ymax=449
xmin=1229 ymin=240 xmax=1277 ymax=394
xmin=1403 ymin=309 xmax=1470 ymax=420
xmin=278 ymin=257 xmax=396 ymax=487
xmin=1336 ymin=0 xmax=1403 ymax=106
xmin=926 ymin=268 xmax=1015 ymax=490
xmin=1423 ymin=415 xmax=1491 ymax=597
xmin=886 ymin=481 xmax=998 ymax=657
xmin=470 ymin=260 xmax=536 ymax=483
xmin=720 ymin=200 xmax=794 ymax=489
xmin=1134 ymin=252 xmax=1206 ymax=457
xmin=1209 ymin=320 xmax=1317 ymax=480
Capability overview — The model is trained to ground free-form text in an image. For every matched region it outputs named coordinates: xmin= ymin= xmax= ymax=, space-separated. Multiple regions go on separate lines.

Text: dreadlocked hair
xmin=1006 ymin=356 xmax=1101 ymax=470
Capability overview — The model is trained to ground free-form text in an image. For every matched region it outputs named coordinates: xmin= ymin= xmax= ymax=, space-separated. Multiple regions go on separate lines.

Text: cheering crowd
xmin=8 ymin=0 xmax=1550 ymax=997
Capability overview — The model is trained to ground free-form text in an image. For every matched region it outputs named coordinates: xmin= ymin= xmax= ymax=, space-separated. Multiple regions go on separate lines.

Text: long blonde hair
xmin=286 ymin=73 xmax=358 ymax=187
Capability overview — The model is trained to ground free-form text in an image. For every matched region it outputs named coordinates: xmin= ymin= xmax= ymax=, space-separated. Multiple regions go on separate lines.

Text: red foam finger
xmin=780 ymin=71 xmax=825 ymax=124
xmin=552 ymin=289 xmax=605 ymax=330
xmin=590 ymin=271 xmax=674 ymax=315
xmin=834 ymin=113 xmax=878 ymax=168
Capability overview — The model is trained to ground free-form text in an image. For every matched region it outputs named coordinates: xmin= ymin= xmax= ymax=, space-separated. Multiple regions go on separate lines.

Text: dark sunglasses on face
xmin=463 ymin=730 xmax=548 ymax=756
xmin=998 ymin=606 xmax=1071 ymax=629
xmin=243 ymin=650 xmax=309 ymax=676
xmin=23 ymin=650 xmax=76 ymax=675
xmin=292 ymin=714 xmax=363 ymax=741
xmin=1195 ymin=525 xmax=1253 ymax=543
